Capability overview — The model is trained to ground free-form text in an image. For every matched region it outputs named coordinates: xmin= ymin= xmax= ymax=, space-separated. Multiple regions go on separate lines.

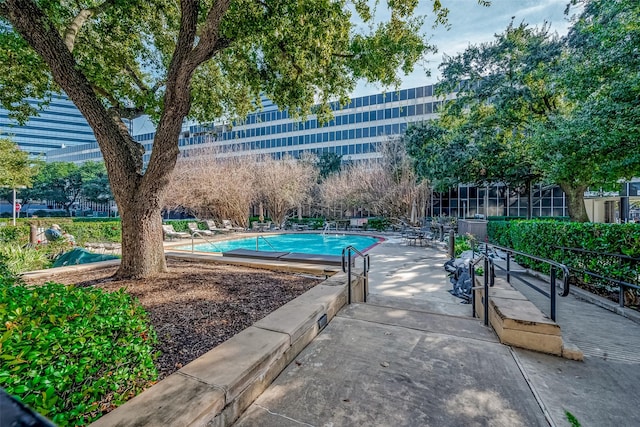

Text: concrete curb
xmin=90 ymin=271 xmax=364 ymax=427
xmin=20 ymin=259 xmax=121 ymax=281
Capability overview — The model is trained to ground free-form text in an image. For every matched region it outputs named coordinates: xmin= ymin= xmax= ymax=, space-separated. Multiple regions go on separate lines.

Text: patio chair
xmin=187 ymin=222 xmax=214 ymax=236
xmin=162 ymin=224 xmax=190 ymax=240
xmin=204 ymin=220 xmax=232 ymax=233
xmin=222 ymin=219 xmax=245 ymax=232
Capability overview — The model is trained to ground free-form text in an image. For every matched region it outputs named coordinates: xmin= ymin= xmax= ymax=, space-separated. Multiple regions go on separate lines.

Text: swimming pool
xmin=179 ymin=233 xmax=381 ymax=256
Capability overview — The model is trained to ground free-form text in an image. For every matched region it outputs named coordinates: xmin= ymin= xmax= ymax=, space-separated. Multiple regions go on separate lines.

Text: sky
xmin=354 ymin=0 xmax=575 ymax=96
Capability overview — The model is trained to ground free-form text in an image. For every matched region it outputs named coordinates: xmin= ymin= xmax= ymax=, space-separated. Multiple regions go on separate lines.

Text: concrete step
xmin=475 ymin=278 xmax=583 ymax=360
xmin=340 ymin=302 xmax=499 ymax=343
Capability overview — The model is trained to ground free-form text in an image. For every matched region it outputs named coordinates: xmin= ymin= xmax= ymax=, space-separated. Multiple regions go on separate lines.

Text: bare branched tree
xmin=255 ymin=155 xmax=318 ymax=227
xmin=165 ymin=148 xmax=258 ymax=227
xmin=320 ymin=138 xmax=430 ymax=222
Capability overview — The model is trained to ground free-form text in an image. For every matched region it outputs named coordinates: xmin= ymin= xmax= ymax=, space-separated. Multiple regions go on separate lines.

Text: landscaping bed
xmin=22 ymin=259 xmax=321 ymax=380
xmin=8 ymin=259 xmax=321 ymax=424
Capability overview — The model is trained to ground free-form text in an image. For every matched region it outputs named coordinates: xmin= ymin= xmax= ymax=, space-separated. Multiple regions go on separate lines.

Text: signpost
xmin=12 ymin=189 xmax=18 ymax=225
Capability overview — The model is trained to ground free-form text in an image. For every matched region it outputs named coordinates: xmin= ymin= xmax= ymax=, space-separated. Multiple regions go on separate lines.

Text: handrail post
xmin=619 ymin=284 xmax=625 ymax=308
xmin=363 ymin=255 xmax=369 ymax=303
xmin=471 ymin=262 xmax=476 ymax=318
xmin=347 ymin=247 xmax=352 ymax=304
xmin=550 ymin=266 xmax=557 ymax=321
xmin=506 ymin=253 xmax=511 ymax=283
xmin=483 ymin=257 xmax=489 ymax=326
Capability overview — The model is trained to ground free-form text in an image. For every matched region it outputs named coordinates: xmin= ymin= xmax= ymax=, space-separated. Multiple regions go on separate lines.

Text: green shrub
xmin=367 ymin=217 xmax=391 ymax=231
xmin=487 ymin=220 xmax=640 ymax=301
xmin=2 ymin=221 xmax=122 ymax=247
xmin=0 ymin=225 xmax=30 ymax=245
xmin=0 ymin=243 xmax=53 ymax=274
xmin=63 ymin=222 xmax=121 ymax=244
xmin=72 ymin=217 xmax=121 ymax=223
xmin=454 ymin=235 xmax=473 ymax=257
xmin=0 ymin=274 xmax=158 ymax=426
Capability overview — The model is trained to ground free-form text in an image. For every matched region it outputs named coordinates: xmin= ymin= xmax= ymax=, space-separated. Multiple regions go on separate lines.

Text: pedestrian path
xmin=233 ymin=238 xmax=640 ymax=427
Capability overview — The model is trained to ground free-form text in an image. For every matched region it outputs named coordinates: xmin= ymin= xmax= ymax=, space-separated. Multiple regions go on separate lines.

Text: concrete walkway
xmin=234 ymin=237 xmax=640 ymax=427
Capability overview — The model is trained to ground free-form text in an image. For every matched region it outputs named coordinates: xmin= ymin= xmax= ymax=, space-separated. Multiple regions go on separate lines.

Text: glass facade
xmin=46 ymin=85 xmax=448 ymax=164
xmin=0 ymin=94 xmax=97 ymax=156
xmin=431 ymin=184 xmax=568 ymax=218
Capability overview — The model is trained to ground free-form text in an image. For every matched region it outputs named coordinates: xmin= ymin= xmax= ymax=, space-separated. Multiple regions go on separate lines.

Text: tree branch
xmin=63 ymin=0 xmax=117 ymax=52
xmin=125 ymin=65 xmax=152 ymax=94
xmin=189 ymin=0 xmax=232 ymax=65
xmin=278 ymin=41 xmax=303 ymax=76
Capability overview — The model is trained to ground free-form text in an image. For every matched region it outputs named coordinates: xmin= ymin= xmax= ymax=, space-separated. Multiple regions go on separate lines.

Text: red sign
xmin=14 ymin=203 xmax=21 ymax=212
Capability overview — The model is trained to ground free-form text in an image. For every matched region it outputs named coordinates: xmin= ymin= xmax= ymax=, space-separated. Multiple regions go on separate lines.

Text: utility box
xmin=458 ymin=219 xmax=488 ymax=242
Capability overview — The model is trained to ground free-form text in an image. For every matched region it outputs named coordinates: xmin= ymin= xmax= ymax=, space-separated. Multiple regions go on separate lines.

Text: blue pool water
xmin=179 ymin=233 xmax=381 ymax=256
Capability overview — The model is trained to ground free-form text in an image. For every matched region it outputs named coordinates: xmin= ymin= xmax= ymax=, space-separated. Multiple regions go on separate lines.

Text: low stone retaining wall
xmin=90 ymin=270 xmax=366 ymax=426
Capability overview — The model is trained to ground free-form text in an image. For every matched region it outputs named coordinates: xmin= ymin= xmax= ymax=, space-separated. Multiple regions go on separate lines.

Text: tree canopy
xmin=0 ymin=137 xmax=38 ymax=190
xmin=405 ymin=0 xmax=640 ymax=222
xmin=0 ymin=0 xmax=459 ymax=277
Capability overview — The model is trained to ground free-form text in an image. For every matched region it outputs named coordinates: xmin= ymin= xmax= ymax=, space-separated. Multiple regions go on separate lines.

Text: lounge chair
xmin=204 ymin=220 xmax=232 ymax=233
xmin=187 ymin=222 xmax=214 ymax=236
xmin=222 ymin=219 xmax=245 ymax=232
xmin=162 ymin=224 xmax=190 ymax=240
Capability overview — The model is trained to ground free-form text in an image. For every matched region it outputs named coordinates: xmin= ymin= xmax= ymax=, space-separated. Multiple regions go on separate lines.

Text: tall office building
xmin=46 ymin=85 xmax=450 ymax=164
xmin=0 ymin=94 xmax=97 ymax=156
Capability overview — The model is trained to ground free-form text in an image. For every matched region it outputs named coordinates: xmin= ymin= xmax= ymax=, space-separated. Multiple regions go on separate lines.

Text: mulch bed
xmin=24 ymin=259 xmax=321 ymax=379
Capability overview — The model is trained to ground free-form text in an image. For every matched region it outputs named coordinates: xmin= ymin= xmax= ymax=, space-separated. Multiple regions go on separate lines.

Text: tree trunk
xmin=5 ymin=0 xmax=230 ymax=278
xmin=117 ymin=199 xmax=167 ymax=279
xmin=559 ymin=182 xmax=589 ymax=222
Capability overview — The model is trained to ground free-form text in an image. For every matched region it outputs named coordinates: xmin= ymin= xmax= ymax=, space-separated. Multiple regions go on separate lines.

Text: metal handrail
xmin=555 ymin=246 xmax=640 ymax=262
xmin=341 ymin=245 xmax=371 ymax=304
xmin=485 ymin=243 xmax=570 ymax=321
xmin=469 ymin=254 xmax=494 ymax=326
xmin=256 ymin=235 xmax=277 ymax=251
xmin=190 ymin=231 xmax=224 ymax=253
xmin=555 ymin=246 xmax=639 ymax=307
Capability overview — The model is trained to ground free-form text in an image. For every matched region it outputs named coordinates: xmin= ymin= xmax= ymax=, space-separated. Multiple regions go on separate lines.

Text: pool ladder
xmin=190 ymin=231 xmax=225 ymax=252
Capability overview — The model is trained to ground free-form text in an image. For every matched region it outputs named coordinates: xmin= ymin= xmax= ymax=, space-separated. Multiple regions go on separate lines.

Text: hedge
xmin=0 ymin=260 xmax=158 ymax=426
xmin=0 ymin=222 xmax=121 ymax=246
xmin=488 ymin=220 xmax=640 ymax=303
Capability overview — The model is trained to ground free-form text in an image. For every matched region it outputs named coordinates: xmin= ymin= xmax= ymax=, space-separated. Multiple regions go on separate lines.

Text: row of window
xmin=431 ymin=185 xmax=568 ymax=217
xmin=225 ymin=102 xmax=440 ymax=136
xmin=179 ymin=123 xmax=410 ymax=148
xmin=187 ymin=85 xmax=439 ymax=133
xmin=211 ymin=142 xmax=379 ymax=157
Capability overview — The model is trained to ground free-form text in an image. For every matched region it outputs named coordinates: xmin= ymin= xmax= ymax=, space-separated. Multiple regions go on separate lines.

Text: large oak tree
xmin=405 ymin=0 xmax=640 ymax=223
xmin=0 ymin=0 xmax=448 ymax=278
xmin=406 ymin=22 xmax=566 ymax=218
